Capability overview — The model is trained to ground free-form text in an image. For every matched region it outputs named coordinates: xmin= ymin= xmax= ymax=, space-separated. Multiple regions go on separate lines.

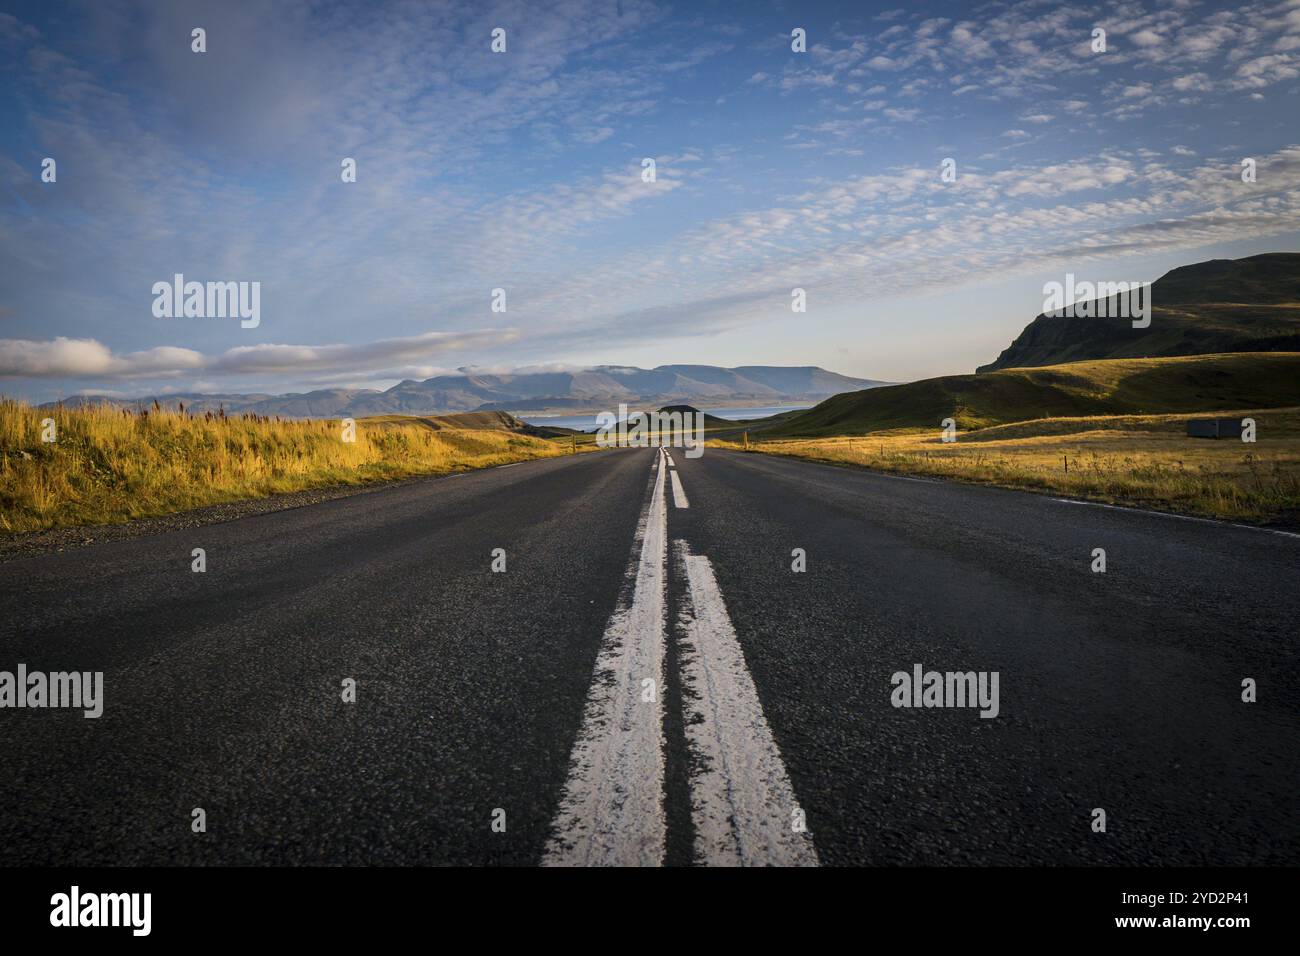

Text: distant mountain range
xmin=49 ymin=365 xmax=889 ymax=417
xmin=978 ymin=252 xmax=1300 ymax=372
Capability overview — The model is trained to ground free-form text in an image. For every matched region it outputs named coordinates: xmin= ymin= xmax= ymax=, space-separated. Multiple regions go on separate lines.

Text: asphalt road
xmin=1 ymin=446 xmax=1296 ymax=866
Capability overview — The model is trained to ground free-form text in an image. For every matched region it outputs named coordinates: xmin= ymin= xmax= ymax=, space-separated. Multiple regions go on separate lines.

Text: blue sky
xmin=2 ymin=0 xmax=1299 ymax=401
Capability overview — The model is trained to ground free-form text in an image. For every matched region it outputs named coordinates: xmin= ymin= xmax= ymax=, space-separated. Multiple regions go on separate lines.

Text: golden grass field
xmin=716 ymin=406 xmax=1300 ymax=525
xmin=0 ymin=400 xmax=582 ymax=534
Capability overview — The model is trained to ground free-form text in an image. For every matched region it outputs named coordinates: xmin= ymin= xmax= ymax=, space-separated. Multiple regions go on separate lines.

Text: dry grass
xmin=0 ymin=400 xmax=579 ymax=533
xmin=719 ymin=407 xmax=1300 ymax=524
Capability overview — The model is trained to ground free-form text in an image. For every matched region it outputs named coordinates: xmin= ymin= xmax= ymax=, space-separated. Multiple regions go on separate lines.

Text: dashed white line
xmin=669 ymin=469 xmax=689 ymax=509
xmin=543 ymin=451 xmax=668 ymax=866
xmin=673 ymin=540 xmax=819 ymax=867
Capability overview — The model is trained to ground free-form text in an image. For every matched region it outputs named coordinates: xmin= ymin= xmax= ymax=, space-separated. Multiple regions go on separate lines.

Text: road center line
xmin=543 ymin=452 xmax=667 ymax=866
xmin=669 ymin=469 xmax=690 ymax=509
xmin=673 ymin=540 xmax=819 ymax=867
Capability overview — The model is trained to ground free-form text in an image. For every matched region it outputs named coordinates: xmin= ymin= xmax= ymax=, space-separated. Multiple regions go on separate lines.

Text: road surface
xmin=1 ymin=446 xmax=1296 ymax=865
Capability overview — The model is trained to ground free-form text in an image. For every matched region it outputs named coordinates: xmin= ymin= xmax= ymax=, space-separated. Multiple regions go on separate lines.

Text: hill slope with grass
xmin=977 ymin=253 xmax=1300 ymax=372
xmin=357 ymin=410 xmax=530 ymax=430
xmin=655 ymin=404 xmax=740 ymax=430
xmin=760 ymin=352 xmax=1300 ymax=438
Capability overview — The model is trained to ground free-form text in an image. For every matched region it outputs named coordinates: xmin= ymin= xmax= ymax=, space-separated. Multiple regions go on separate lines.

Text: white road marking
xmin=669 ymin=469 xmax=690 ymax=509
xmin=1049 ymin=496 xmax=1300 ymax=539
xmin=673 ymin=540 xmax=819 ymax=867
xmin=543 ymin=452 xmax=668 ymax=866
xmin=744 ymin=450 xmax=1299 ymax=539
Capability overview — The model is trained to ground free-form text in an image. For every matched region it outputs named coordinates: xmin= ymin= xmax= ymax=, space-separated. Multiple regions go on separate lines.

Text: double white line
xmin=543 ymin=448 xmax=816 ymax=866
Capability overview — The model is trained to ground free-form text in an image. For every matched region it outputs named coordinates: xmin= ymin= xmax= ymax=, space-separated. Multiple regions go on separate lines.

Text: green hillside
xmin=762 ymin=352 xmax=1300 ymax=437
xmin=359 ymin=410 xmax=529 ymax=430
xmin=657 ymin=404 xmax=739 ymax=431
xmin=978 ymin=253 xmax=1300 ymax=372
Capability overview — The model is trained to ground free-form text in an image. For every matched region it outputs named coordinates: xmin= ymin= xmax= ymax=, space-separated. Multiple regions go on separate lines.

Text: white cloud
xmin=1234 ymin=54 xmax=1300 ymax=88
xmin=0 ymin=330 xmax=509 ymax=379
xmin=1172 ymin=73 xmax=1212 ymax=92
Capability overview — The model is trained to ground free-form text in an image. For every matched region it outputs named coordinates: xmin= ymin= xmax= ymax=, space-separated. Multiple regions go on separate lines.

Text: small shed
xmin=1186 ymin=418 xmax=1245 ymax=439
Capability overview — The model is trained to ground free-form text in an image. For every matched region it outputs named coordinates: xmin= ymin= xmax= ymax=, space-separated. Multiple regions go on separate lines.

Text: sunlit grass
xmin=718 ymin=407 xmax=1300 ymax=523
xmin=0 ymin=400 xmax=581 ymax=533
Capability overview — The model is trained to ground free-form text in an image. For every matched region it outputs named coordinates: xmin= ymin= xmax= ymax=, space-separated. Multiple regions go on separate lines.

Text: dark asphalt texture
xmin=1 ymin=446 xmax=1296 ymax=865
xmin=671 ymin=449 xmax=1299 ymax=865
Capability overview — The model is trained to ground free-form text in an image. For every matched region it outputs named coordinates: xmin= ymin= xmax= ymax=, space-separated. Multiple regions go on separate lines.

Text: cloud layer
xmin=2 ymin=0 xmax=1299 ymax=397
xmin=0 ymin=329 xmax=511 ymax=379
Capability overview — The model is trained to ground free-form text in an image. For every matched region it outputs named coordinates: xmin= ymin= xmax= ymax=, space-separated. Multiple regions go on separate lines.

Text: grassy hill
xmin=761 ymin=352 xmax=1300 ymax=438
xmin=359 ymin=410 xmax=530 ymax=431
xmin=656 ymin=404 xmax=739 ymax=431
xmin=978 ymin=253 xmax=1300 ymax=372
